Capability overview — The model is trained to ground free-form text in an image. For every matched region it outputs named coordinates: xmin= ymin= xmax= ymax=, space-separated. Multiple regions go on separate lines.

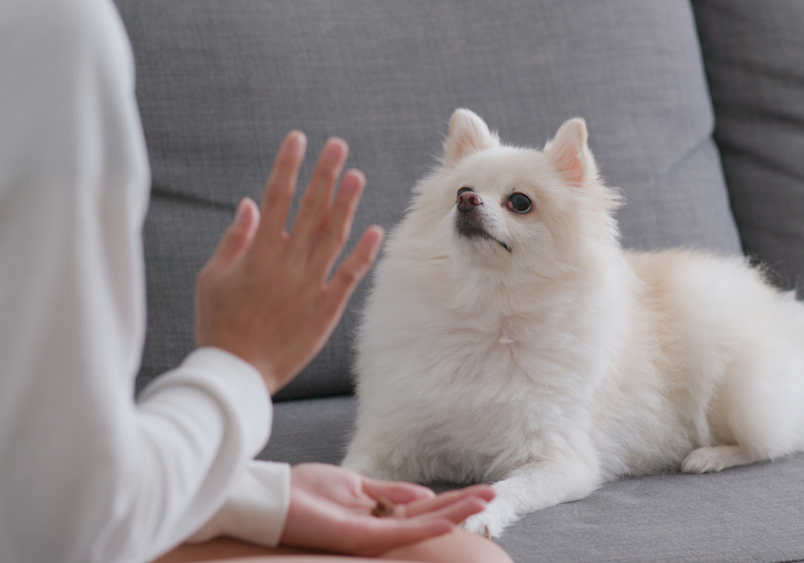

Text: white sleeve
xmin=0 ymin=1 xmax=289 ymax=562
xmin=187 ymin=460 xmax=292 ymax=548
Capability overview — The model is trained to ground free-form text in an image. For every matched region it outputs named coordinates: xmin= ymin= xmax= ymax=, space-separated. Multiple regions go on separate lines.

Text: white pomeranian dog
xmin=342 ymin=109 xmax=804 ymax=537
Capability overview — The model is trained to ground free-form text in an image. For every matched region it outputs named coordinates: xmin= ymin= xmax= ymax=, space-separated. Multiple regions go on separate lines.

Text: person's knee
xmin=381 ymin=529 xmax=513 ymax=563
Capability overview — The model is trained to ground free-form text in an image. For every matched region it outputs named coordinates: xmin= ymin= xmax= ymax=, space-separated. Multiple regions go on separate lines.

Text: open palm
xmin=280 ymin=464 xmax=495 ymax=556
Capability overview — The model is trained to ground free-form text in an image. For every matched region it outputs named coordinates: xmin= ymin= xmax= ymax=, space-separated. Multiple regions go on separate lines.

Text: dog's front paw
xmin=461 ymin=505 xmax=512 ymax=539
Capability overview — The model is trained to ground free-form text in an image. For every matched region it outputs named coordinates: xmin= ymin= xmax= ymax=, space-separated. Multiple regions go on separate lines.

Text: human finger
xmin=308 ymin=168 xmax=366 ymax=281
xmin=288 ymin=137 xmax=348 ymax=251
xmin=203 ymin=197 xmax=260 ymax=272
xmin=348 ymin=517 xmax=453 ymax=557
xmin=258 ymin=131 xmax=307 ymax=242
xmin=361 ymin=476 xmax=436 ymax=506
xmin=323 ymin=225 xmax=384 ymax=318
xmin=354 ymin=495 xmax=489 ymax=556
xmin=401 ymin=485 xmax=495 ymax=519
xmin=407 ymin=495 xmax=489 ymax=526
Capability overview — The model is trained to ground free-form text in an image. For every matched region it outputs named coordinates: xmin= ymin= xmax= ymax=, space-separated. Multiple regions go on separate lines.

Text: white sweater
xmin=0 ymin=1 xmax=290 ymax=562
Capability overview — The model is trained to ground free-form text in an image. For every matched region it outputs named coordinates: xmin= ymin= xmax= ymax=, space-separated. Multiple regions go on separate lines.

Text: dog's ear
xmin=443 ymin=109 xmax=499 ymax=167
xmin=544 ymin=118 xmax=598 ymax=187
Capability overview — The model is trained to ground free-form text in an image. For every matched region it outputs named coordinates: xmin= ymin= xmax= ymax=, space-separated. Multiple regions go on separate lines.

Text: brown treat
xmin=371 ymin=497 xmax=395 ymax=518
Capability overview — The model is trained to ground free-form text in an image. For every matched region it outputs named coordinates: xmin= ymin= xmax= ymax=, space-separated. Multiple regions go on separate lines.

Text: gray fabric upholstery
xmin=261 ymin=397 xmax=804 ymax=563
xmin=497 ymin=452 xmax=804 ymax=563
xmin=115 ymin=0 xmax=804 ymax=561
xmin=121 ymin=0 xmax=741 ymax=399
xmin=693 ymin=0 xmax=804 ymax=296
xmin=259 ymin=396 xmax=356 ymax=466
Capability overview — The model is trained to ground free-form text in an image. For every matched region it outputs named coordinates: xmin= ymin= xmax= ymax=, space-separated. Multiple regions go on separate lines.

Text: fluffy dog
xmin=342 ymin=109 xmax=804 ymax=537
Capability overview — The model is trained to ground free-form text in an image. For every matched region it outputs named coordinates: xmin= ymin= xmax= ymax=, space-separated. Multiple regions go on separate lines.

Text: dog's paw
xmin=461 ymin=506 xmax=512 ymax=539
xmin=681 ymin=445 xmax=757 ymax=474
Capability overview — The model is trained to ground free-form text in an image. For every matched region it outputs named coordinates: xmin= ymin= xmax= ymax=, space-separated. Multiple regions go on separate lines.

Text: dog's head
xmin=404 ymin=109 xmax=622 ymax=283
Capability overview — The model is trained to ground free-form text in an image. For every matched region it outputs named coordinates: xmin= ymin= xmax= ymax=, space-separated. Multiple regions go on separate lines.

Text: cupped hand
xmin=279 ymin=463 xmax=495 ymax=556
xmin=194 ymin=132 xmax=384 ymax=394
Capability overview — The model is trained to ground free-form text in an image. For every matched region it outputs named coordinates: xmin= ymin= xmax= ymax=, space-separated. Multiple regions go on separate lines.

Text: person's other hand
xmin=194 ymin=132 xmax=384 ymax=394
xmin=280 ymin=463 xmax=495 ymax=556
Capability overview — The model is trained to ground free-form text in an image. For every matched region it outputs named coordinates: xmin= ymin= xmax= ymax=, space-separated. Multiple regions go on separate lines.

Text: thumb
xmin=210 ymin=198 xmax=260 ymax=269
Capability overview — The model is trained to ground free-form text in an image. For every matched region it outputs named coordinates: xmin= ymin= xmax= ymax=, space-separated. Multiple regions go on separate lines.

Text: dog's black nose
xmin=457 ymin=191 xmax=483 ymax=212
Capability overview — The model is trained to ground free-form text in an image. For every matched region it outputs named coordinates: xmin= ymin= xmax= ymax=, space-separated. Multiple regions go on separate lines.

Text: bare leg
xmin=151 ymin=537 xmax=309 ymax=562
xmin=152 ymin=530 xmax=512 ymax=563
xmin=381 ymin=529 xmax=513 ymax=563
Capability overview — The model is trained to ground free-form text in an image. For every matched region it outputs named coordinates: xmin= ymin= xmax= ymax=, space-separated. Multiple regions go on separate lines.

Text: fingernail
xmin=324 ymin=139 xmax=345 ymax=162
xmin=367 ymin=226 xmax=385 ymax=259
xmin=234 ymin=199 xmax=250 ymax=223
xmin=341 ymin=171 xmax=362 ymax=194
xmin=286 ymin=131 xmax=306 ymax=157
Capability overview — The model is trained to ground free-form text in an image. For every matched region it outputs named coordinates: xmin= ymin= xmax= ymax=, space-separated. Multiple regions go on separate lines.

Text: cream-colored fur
xmin=342 ymin=109 xmax=804 ymax=537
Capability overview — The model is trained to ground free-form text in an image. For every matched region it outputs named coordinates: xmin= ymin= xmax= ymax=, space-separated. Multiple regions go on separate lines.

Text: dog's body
xmin=342 ymin=109 xmax=804 ymax=537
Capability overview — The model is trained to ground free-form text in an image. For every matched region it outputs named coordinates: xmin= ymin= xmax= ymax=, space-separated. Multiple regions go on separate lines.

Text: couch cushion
xmin=117 ymin=0 xmax=742 ymax=399
xmin=693 ymin=0 xmax=804 ymax=295
xmin=497 ymin=452 xmax=804 ymax=563
xmin=261 ymin=396 xmax=804 ymax=563
xmin=259 ymin=395 xmax=356 ymax=466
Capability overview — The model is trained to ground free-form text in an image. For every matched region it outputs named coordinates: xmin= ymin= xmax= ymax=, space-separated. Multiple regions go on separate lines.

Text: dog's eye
xmin=507 ymin=193 xmax=532 ymax=214
xmin=457 ymin=187 xmax=472 ymax=197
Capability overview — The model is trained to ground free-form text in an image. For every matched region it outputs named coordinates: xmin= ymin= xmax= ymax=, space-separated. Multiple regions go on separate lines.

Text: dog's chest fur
xmin=352 ymin=258 xmax=625 ymax=483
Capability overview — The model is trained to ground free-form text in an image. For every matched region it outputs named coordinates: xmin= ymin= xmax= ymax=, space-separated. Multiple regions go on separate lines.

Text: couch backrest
xmin=693 ymin=0 xmax=804 ymax=296
xmin=118 ymin=0 xmax=742 ymax=401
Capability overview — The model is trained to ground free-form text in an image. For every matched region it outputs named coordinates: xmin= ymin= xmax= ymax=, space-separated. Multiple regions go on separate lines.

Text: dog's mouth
xmin=456 ymin=216 xmax=512 ymax=253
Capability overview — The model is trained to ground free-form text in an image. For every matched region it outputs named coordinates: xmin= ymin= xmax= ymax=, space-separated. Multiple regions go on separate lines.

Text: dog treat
xmin=371 ymin=497 xmax=395 ymax=518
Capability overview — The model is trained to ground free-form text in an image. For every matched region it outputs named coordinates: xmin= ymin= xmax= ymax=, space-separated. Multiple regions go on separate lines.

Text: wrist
xmin=195 ymin=336 xmax=282 ymax=395
xmin=193 ymin=345 xmax=276 ymax=394
xmin=254 ymin=362 xmax=282 ymax=396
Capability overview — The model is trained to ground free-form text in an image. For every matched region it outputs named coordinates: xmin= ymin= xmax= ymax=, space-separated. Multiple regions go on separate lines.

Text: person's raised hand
xmin=194 ymin=132 xmax=384 ymax=394
xmin=279 ymin=463 xmax=496 ymax=556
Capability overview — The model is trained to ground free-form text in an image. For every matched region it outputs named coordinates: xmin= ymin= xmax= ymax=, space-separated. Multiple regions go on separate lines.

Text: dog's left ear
xmin=544 ymin=118 xmax=598 ymax=187
xmin=443 ymin=109 xmax=500 ymax=167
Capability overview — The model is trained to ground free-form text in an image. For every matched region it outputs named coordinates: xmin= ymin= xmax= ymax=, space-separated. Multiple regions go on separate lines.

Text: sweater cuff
xmin=140 ymin=347 xmax=271 ymax=458
xmin=187 ymin=460 xmax=291 ymax=548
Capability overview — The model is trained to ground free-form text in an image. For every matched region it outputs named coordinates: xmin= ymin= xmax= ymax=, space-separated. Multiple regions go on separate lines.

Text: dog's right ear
xmin=544 ymin=118 xmax=598 ymax=188
xmin=443 ymin=109 xmax=499 ymax=167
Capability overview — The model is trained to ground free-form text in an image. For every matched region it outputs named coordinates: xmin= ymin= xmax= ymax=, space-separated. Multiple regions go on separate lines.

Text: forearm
xmin=99 ymin=349 xmax=274 ymax=562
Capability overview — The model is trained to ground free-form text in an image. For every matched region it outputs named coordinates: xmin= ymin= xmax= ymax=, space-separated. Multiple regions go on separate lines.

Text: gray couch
xmin=115 ymin=1 xmax=804 ymax=561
